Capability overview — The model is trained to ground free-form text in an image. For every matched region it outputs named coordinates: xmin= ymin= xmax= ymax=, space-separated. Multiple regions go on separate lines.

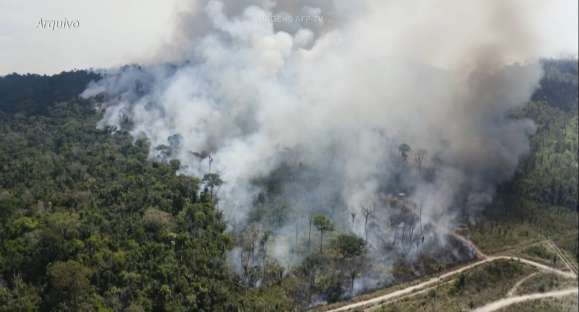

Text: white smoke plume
xmin=82 ymin=0 xmax=544 ymax=274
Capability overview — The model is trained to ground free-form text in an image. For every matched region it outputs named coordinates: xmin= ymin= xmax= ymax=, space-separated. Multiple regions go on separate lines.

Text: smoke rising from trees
xmin=82 ymin=0 xmax=544 ymax=270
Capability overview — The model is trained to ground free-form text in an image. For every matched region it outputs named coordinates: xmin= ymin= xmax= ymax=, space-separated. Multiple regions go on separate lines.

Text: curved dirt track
xmin=546 ymin=241 xmax=578 ymax=274
xmin=506 ymin=272 xmax=538 ymax=297
xmin=325 ymin=255 xmax=576 ymax=312
xmin=471 ymin=288 xmax=578 ymax=312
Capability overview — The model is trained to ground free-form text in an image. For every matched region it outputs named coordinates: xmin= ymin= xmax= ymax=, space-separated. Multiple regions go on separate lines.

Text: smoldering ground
xmin=82 ymin=0 xmax=545 ymax=298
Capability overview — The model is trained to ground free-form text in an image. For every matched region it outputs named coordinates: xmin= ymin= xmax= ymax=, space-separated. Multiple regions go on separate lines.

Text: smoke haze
xmin=82 ymin=0 xmax=544 ymax=272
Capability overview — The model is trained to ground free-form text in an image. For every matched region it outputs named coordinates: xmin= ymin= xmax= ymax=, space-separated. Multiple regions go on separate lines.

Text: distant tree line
xmin=0 ymin=70 xmax=99 ymax=115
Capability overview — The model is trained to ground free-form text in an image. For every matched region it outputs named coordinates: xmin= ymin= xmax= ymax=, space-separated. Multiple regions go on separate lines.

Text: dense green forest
xmin=0 ymin=71 xmax=99 ymax=115
xmin=0 ymin=59 xmax=577 ymax=311
xmin=0 ymin=100 xmax=245 ymax=311
xmin=0 ymin=74 xmax=295 ymax=310
xmin=514 ymin=59 xmax=578 ymax=209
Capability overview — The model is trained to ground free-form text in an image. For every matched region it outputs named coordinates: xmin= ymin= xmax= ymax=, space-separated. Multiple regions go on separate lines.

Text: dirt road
xmin=325 ymin=255 xmax=576 ymax=312
xmin=546 ymin=240 xmax=578 ymax=274
xmin=471 ymin=288 xmax=578 ymax=312
xmin=506 ymin=272 xmax=538 ymax=297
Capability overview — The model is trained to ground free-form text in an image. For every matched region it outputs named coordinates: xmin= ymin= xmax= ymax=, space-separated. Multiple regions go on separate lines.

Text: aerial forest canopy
xmin=0 ymin=59 xmax=577 ymax=311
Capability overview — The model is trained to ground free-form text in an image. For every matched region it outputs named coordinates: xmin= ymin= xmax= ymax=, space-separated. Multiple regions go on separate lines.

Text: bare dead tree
xmin=414 ymin=149 xmax=427 ymax=171
xmin=191 ymin=150 xmax=210 ymax=172
xmin=208 ymin=154 xmax=214 ymax=174
xmin=394 ymin=224 xmax=403 ymax=246
xmin=295 ymin=221 xmax=299 ymax=247
xmin=419 ymin=203 xmax=423 ymax=234
xmin=362 ymin=205 xmax=375 ymax=242
xmin=308 ymin=215 xmax=313 ymax=250
xmin=259 ymin=231 xmax=270 ymax=281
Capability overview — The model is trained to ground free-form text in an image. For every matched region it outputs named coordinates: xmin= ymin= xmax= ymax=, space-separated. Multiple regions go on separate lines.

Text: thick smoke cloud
xmin=82 ymin=0 xmax=543 ymax=270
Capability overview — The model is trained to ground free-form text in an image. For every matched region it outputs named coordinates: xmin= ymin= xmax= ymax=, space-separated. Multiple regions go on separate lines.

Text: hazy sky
xmin=0 ymin=0 xmax=577 ymax=75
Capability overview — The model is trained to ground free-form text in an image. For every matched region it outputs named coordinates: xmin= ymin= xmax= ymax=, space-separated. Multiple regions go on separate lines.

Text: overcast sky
xmin=0 ymin=0 xmax=577 ymax=75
